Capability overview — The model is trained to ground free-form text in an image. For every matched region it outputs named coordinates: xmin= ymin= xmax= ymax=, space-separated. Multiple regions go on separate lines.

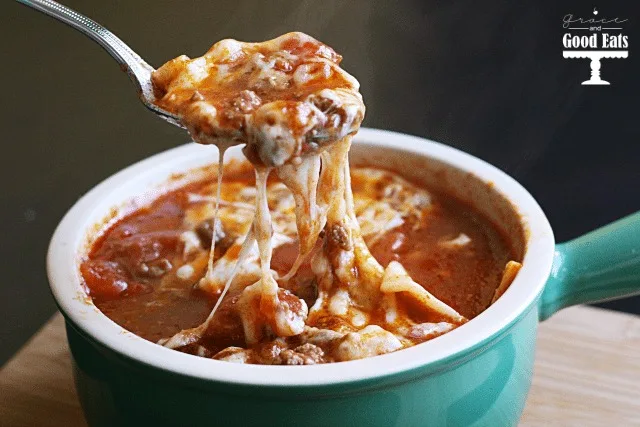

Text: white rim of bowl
xmin=47 ymin=128 xmax=555 ymax=387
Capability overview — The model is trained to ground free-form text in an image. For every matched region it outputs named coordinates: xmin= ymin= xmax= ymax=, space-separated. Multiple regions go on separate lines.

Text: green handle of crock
xmin=540 ymin=211 xmax=640 ymax=320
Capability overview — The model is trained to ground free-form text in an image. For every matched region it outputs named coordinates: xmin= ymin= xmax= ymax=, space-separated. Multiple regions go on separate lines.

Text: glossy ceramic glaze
xmin=48 ymin=129 xmax=640 ymax=426
xmin=65 ymin=307 xmax=539 ymax=427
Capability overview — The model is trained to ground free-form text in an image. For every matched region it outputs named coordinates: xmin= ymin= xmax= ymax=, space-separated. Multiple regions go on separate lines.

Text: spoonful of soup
xmin=152 ymin=32 xmax=365 ymax=167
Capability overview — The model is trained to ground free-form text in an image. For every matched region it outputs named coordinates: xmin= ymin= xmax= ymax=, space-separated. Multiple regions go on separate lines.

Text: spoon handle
xmin=16 ymin=0 xmax=155 ymax=100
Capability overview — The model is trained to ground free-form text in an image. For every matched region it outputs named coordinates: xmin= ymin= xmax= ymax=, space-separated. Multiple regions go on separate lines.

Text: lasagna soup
xmin=81 ymin=32 xmax=521 ymax=365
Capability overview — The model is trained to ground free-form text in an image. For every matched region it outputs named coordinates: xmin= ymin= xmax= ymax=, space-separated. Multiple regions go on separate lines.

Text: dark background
xmin=1 ymin=0 xmax=638 ymax=365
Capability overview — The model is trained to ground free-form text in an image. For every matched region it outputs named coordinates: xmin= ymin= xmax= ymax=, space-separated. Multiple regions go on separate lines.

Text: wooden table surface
xmin=1 ymin=306 xmax=639 ymax=426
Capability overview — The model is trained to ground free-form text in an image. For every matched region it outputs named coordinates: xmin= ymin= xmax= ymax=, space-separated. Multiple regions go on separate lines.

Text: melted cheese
xmin=153 ymin=32 xmax=365 ymax=167
xmin=152 ymin=32 xmax=468 ymax=362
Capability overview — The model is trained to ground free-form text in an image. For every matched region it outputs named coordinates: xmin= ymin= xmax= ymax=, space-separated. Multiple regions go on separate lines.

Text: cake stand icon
xmin=563 ymin=50 xmax=629 ymax=85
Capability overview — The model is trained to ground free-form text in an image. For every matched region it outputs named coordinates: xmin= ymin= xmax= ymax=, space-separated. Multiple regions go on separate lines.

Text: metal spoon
xmin=16 ymin=0 xmax=184 ymax=128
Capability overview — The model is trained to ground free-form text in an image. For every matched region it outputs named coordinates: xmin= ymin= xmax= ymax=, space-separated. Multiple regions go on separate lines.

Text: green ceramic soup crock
xmin=47 ymin=128 xmax=640 ymax=427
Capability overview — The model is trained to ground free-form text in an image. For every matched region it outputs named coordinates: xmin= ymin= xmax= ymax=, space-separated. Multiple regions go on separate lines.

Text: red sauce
xmin=81 ymin=165 xmax=515 ymax=357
